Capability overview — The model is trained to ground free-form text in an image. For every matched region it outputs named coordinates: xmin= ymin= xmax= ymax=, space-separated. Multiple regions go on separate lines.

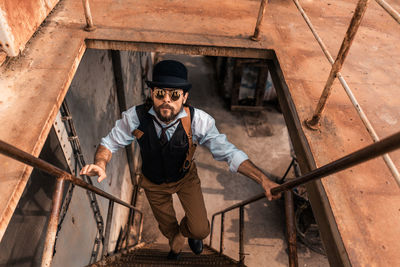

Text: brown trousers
xmin=140 ymin=163 xmax=210 ymax=243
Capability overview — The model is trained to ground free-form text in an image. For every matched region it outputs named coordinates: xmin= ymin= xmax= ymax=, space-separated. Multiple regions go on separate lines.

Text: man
xmin=80 ymin=60 xmax=281 ymax=259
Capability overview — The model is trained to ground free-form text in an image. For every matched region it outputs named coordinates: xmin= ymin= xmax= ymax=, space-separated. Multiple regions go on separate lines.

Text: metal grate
xmin=89 ymin=243 xmax=242 ymax=267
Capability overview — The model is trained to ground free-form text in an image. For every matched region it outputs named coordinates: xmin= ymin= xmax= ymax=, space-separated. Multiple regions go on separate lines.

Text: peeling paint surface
xmin=0 ymin=0 xmax=59 ymax=56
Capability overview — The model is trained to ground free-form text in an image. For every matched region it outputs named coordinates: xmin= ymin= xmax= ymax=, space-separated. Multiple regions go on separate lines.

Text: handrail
xmin=82 ymin=0 xmax=96 ymax=31
xmin=251 ymin=0 xmax=268 ymax=41
xmin=375 ymin=0 xmax=400 ymax=24
xmin=210 ymin=130 xmax=400 ymax=265
xmin=271 ymin=126 xmax=400 ymax=195
xmin=209 ymin=158 xmax=297 ymax=266
xmin=0 ymin=140 xmax=140 ymax=211
xmin=0 ymin=139 xmax=143 ymax=266
xmin=304 ymin=0 xmax=369 ymax=129
xmin=212 ymin=193 xmax=265 ymax=217
xmin=293 ymin=0 xmax=400 ymax=187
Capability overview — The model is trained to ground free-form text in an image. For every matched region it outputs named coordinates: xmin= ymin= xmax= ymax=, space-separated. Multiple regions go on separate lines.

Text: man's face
xmin=151 ymin=87 xmax=189 ymax=123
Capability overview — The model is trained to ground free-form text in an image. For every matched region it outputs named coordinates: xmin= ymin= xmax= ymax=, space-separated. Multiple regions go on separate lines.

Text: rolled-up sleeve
xmin=100 ymin=106 xmax=140 ymax=153
xmin=193 ymin=109 xmax=249 ymax=172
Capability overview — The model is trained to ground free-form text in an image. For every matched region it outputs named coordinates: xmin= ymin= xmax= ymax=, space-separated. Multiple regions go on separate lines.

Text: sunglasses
xmin=153 ymin=88 xmax=183 ymax=101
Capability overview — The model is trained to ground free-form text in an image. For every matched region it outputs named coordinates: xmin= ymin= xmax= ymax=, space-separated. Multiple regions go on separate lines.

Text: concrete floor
xmin=137 ymin=55 xmax=328 ymax=266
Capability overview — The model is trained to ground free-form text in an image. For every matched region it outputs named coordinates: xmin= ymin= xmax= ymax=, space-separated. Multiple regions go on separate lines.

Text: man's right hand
xmin=80 ymin=164 xmax=107 ymax=183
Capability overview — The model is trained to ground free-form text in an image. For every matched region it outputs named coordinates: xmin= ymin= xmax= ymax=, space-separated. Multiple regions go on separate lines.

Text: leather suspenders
xmin=181 ymin=106 xmax=197 ymax=171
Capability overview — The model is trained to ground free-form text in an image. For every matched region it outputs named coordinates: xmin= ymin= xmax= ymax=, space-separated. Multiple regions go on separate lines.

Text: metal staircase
xmin=89 ymin=243 xmax=241 ymax=266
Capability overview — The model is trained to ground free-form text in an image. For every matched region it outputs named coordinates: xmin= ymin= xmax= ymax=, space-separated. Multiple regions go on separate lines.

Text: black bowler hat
xmin=146 ymin=60 xmax=192 ymax=92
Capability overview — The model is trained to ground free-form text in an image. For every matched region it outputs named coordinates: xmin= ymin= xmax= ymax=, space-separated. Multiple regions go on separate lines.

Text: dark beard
xmin=154 ymin=103 xmax=182 ymax=123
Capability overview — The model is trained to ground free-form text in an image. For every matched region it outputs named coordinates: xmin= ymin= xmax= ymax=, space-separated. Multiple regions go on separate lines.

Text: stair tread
xmin=89 ymin=243 xmax=242 ymax=266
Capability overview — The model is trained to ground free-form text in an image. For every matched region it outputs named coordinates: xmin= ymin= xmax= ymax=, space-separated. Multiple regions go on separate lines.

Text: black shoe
xmin=167 ymin=250 xmax=181 ymax=260
xmin=188 ymin=238 xmax=203 ymax=255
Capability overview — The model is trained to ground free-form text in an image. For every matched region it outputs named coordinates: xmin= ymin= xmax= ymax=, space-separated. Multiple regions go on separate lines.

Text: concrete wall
xmin=0 ymin=128 xmax=69 ymax=267
xmin=0 ymin=48 xmax=151 ymax=266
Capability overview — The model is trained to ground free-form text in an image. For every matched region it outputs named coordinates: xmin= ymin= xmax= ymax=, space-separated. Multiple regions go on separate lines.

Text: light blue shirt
xmin=101 ymin=106 xmax=249 ymax=172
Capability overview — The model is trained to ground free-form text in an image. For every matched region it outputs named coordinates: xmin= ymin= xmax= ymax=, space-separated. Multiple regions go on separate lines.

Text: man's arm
xmin=237 ymin=159 xmax=281 ymax=201
xmin=80 ymin=145 xmax=112 ymax=182
xmin=80 ymin=106 xmax=140 ymax=182
xmin=192 ymin=109 xmax=281 ymax=201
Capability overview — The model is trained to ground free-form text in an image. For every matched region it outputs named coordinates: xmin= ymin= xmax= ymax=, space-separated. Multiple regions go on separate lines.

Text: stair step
xmin=89 ymin=243 xmax=242 ymax=266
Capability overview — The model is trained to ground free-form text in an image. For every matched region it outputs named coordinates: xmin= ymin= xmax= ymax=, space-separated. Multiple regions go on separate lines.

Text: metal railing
xmin=210 ymin=130 xmax=400 ymax=266
xmin=0 ymin=140 xmax=143 ymax=267
xmin=209 ymin=159 xmax=298 ymax=266
xmin=293 ymin=0 xmax=400 ymax=187
xmin=1 ymin=131 xmax=400 ymax=266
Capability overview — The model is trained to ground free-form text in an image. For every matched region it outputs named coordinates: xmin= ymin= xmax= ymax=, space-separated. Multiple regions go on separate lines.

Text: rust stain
xmin=0 ymin=0 xmax=59 ymax=56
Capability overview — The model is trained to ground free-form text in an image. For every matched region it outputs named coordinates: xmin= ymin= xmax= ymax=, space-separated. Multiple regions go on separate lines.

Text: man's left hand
xmin=261 ymin=178 xmax=282 ymax=201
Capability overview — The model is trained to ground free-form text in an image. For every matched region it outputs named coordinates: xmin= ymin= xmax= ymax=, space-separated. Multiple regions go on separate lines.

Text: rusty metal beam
xmin=285 ymin=190 xmax=298 ymax=267
xmin=375 ymin=0 xmax=400 ymax=24
xmin=86 ymin=40 xmax=275 ymax=59
xmin=251 ymin=0 xmax=268 ymax=41
xmin=271 ymin=130 xmax=400 ymax=195
xmin=305 ymin=0 xmax=370 ymax=129
xmin=41 ymin=177 xmax=65 ymax=267
xmin=82 ymin=0 xmax=96 ymax=31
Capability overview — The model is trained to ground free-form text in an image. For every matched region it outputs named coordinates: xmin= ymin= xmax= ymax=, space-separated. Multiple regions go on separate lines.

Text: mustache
xmin=158 ymin=104 xmax=173 ymax=110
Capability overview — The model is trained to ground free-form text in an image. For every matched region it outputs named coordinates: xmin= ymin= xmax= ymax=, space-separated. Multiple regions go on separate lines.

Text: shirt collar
xmin=148 ymin=106 xmax=187 ymax=127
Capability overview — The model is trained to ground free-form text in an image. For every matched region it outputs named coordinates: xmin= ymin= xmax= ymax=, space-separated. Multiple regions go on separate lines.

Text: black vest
xmin=135 ymin=104 xmax=194 ymax=184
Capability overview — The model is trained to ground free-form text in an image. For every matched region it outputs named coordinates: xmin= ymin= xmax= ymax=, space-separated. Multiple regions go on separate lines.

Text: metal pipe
xmin=278 ymin=158 xmax=295 ymax=184
xmin=0 ymin=139 xmax=142 ymax=211
xmin=239 ymin=207 xmax=245 ymax=264
xmin=209 ymin=215 xmax=215 ymax=247
xmin=292 ymin=0 xmax=335 ymax=64
xmin=375 ymin=0 xmax=400 ymax=24
xmin=305 ymin=0 xmax=370 ymax=128
xmin=271 ymin=130 xmax=400 ymax=195
xmin=102 ymin=200 xmax=114 ymax=257
xmin=220 ymin=213 xmax=225 ymax=254
xmin=285 ymin=190 xmax=298 ymax=267
xmin=82 ymin=0 xmax=96 ymax=31
xmin=292 ymin=0 xmax=400 ymax=187
xmin=125 ymin=209 xmax=133 ymax=249
xmin=137 ymin=213 xmax=144 ymax=244
xmin=41 ymin=177 xmax=66 ymax=267
xmin=337 ymin=74 xmax=400 ymax=187
xmin=213 ymin=193 xmax=265 ymax=216
xmin=250 ymin=0 xmax=268 ymax=41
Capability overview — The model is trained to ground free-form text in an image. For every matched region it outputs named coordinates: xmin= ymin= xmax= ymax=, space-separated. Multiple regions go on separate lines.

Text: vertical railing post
xmin=251 ymin=0 xmax=268 ymax=41
xmin=285 ymin=190 xmax=298 ymax=267
xmin=41 ymin=177 xmax=66 ymax=267
xmin=102 ymin=200 xmax=114 ymax=257
xmin=305 ymin=0 xmax=370 ymax=130
xmin=220 ymin=213 xmax=225 ymax=254
xmin=125 ymin=209 xmax=133 ymax=249
xmin=239 ymin=206 xmax=245 ymax=265
xmin=209 ymin=215 xmax=215 ymax=246
xmin=81 ymin=0 xmax=96 ymax=31
xmin=137 ymin=213 xmax=144 ymax=244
